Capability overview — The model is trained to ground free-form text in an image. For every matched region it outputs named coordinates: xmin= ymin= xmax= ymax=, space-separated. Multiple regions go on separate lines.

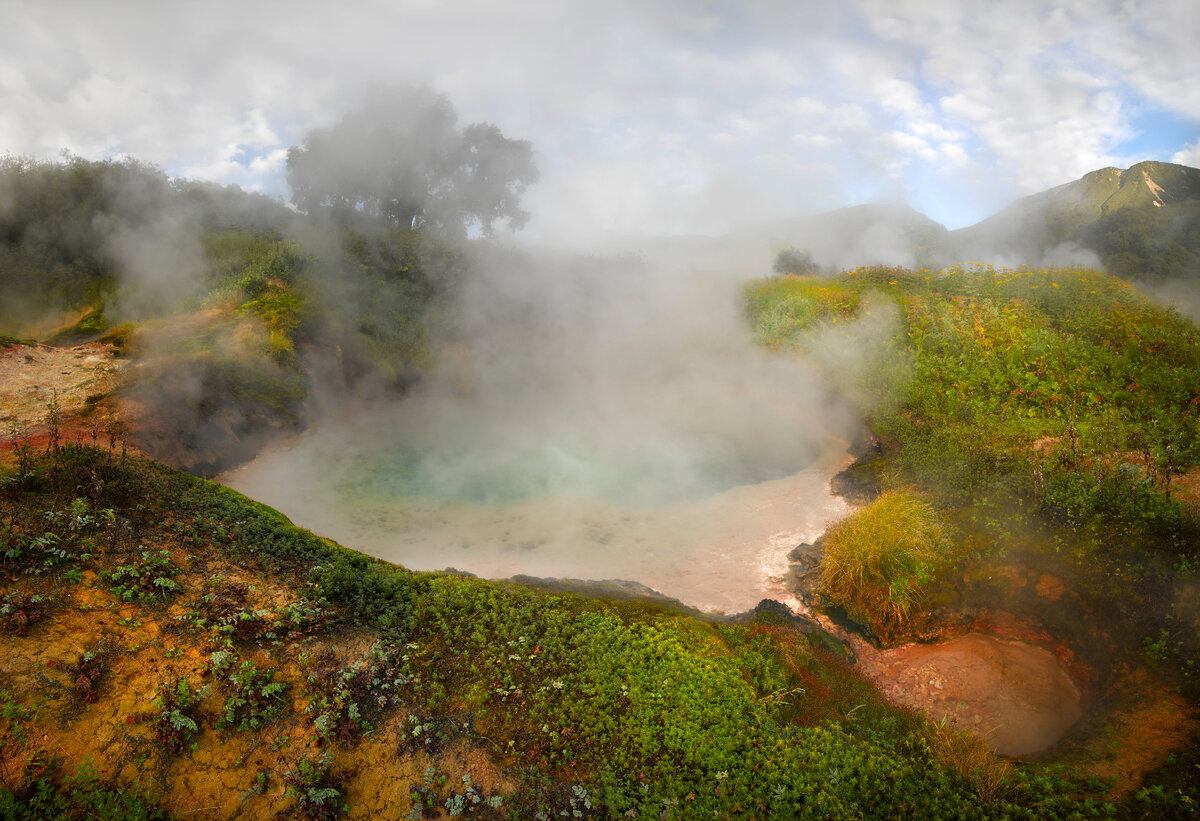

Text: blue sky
xmin=2 ymin=0 xmax=1198 ymax=243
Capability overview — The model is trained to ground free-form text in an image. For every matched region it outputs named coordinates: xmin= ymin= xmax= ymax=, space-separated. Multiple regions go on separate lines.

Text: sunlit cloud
xmin=1 ymin=0 xmax=1196 ymax=236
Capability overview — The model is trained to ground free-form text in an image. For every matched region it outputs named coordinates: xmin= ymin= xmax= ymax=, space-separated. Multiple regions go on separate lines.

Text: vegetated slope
xmin=748 ymin=265 xmax=1200 ymax=532
xmin=747 ymin=263 xmax=1200 ymax=812
xmin=747 ymin=270 xmax=1200 ymax=726
xmin=0 ymin=155 xmax=297 ymax=337
xmin=1 ymin=445 xmax=1127 ymax=820
xmin=0 ymin=156 xmax=467 ymax=476
xmin=946 ymin=161 xmax=1200 ymax=279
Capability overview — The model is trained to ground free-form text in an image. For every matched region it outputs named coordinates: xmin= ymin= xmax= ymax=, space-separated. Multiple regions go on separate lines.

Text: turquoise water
xmin=310 ymin=402 xmax=824 ymax=508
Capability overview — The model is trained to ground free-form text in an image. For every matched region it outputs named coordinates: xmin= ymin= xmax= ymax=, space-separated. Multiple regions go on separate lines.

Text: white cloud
xmin=0 ymin=0 xmax=1196 ymax=238
xmin=1173 ymin=140 xmax=1200 ymax=168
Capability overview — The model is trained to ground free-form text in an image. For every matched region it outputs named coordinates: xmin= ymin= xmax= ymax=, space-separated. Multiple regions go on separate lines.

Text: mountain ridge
xmin=763 ymin=160 xmax=1200 ymax=282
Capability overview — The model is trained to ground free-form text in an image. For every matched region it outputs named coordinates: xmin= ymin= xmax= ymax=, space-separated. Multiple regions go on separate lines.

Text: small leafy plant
xmin=1 ymin=590 xmax=47 ymax=634
xmin=71 ymin=649 xmax=107 ymax=704
xmin=306 ymin=641 xmax=406 ymax=745
xmin=151 ymin=678 xmax=210 ymax=753
xmin=284 ymin=751 xmax=353 ymax=821
xmin=102 ymin=549 xmax=183 ymax=601
xmin=209 ymin=653 xmax=287 ymax=732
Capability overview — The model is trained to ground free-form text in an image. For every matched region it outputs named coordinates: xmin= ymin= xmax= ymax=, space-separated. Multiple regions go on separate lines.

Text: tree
xmin=772 ymin=247 xmax=819 ymax=276
xmin=286 ymin=86 xmax=539 ymax=237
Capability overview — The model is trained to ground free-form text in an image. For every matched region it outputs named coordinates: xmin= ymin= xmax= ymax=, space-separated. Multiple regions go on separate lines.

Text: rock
xmin=505 ymin=575 xmax=706 ymax=619
xmin=828 ymin=433 xmax=885 ymax=504
xmin=726 ymin=599 xmax=823 ymax=632
xmin=787 ymin=540 xmax=825 ymax=607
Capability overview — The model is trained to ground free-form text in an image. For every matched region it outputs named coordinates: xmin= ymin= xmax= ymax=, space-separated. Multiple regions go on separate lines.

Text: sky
xmin=3 ymin=0 xmax=1199 ymax=244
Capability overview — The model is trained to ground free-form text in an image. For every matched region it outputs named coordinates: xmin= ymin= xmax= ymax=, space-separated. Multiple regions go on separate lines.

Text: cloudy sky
xmin=3 ymin=0 xmax=1198 ymax=243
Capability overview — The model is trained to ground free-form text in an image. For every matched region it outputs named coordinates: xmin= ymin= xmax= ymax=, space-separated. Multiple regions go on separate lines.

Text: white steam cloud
xmin=221 ymin=242 xmax=879 ymax=611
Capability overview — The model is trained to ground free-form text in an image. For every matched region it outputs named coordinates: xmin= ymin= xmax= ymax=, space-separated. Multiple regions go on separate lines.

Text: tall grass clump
xmin=819 ymin=490 xmax=954 ymax=640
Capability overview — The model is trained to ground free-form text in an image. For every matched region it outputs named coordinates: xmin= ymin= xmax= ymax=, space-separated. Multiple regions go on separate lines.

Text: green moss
xmin=45 ymin=306 xmax=108 ymax=345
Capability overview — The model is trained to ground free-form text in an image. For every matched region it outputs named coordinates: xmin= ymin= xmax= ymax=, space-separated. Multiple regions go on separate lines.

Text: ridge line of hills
xmin=639 ymin=161 xmax=1200 ymax=299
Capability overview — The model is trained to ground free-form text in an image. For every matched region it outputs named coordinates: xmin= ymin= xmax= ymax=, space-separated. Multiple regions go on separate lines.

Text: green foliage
xmin=151 ymin=679 xmax=209 ymax=754
xmin=0 ymin=447 xmax=1142 ymax=816
xmin=327 ymin=226 xmax=464 ymax=384
xmin=202 ymin=230 xmax=309 ymax=296
xmin=284 ymin=752 xmax=350 ymax=821
xmin=745 ymin=264 xmax=1200 ymax=543
xmin=819 ymin=490 xmax=955 ymax=638
xmin=101 ymin=550 xmax=182 ymax=601
xmin=745 ymin=276 xmax=860 ymax=347
xmin=0 ymin=757 xmax=168 ymax=820
xmin=200 ymin=231 xmax=312 ymax=362
xmin=305 ymin=642 xmax=406 ymax=744
xmin=0 ymin=155 xmax=291 ymax=334
xmin=210 ymin=654 xmax=287 ymax=733
xmin=0 ymin=689 xmax=37 ymax=746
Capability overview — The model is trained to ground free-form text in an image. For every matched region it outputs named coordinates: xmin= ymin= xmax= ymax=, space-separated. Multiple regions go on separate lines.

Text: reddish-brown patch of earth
xmin=0 ymin=340 xmax=128 ymax=450
xmin=853 ymin=632 xmax=1083 ymax=756
xmin=1082 ymin=669 xmax=1199 ymax=798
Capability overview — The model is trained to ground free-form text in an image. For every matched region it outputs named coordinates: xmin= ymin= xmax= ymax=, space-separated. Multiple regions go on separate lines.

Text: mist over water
xmin=222 ymin=246 xmax=860 ymax=612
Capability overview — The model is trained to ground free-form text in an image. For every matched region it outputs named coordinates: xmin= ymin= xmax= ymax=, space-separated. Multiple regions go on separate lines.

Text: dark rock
xmin=504 ymin=575 xmax=707 ymax=619
xmin=787 ymin=540 xmax=825 ymax=607
xmin=829 ymin=433 xmax=885 ymax=504
xmin=725 ymin=598 xmax=822 ymax=632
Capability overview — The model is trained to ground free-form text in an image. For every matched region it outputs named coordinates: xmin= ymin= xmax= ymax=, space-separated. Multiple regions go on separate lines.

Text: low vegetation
xmin=747 ymin=263 xmax=1200 ymax=816
xmin=0 ymin=443 xmax=1148 ymax=818
xmin=748 ymin=265 xmax=1200 ymax=533
xmin=818 ymin=490 xmax=954 ymax=640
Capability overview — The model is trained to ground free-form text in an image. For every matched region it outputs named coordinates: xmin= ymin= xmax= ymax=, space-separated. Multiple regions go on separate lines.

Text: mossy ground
xmin=0 ymin=445 xmax=1133 ymax=819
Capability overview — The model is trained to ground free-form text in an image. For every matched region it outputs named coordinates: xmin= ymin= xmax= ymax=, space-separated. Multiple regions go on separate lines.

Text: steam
xmin=0 ymin=157 xmax=296 ymax=335
xmin=301 ymin=244 xmax=859 ymax=507
xmin=1138 ymin=278 xmax=1200 ymax=325
xmin=220 ymin=240 xmax=880 ymax=608
xmin=102 ymin=210 xmax=207 ymax=318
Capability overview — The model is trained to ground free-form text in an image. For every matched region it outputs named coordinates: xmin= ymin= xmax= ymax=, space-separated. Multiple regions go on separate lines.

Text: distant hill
xmin=754 ymin=161 xmax=1200 ymax=290
xmin=946 ymin=161 xmax=1200 ymax=277
xmin=761 ymin=204 xmax=950 ymax=271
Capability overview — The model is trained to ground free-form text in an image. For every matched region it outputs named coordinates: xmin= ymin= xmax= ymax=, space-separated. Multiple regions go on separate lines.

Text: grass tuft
xmin=819 ymin=489 xmax=954 ymax=639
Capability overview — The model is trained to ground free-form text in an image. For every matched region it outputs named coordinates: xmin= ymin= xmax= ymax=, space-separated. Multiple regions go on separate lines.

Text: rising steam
xmin=221 ymin=239 xmax=900 ymax=611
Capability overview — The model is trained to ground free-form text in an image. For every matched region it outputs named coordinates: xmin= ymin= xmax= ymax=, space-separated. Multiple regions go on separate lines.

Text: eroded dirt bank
xmin=0 ymin=340 xmax=126 ymax=438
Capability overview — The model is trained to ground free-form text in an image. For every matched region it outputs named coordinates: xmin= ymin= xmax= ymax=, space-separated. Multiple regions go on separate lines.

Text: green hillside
xmin=948 ymin=162 xmax=1200 ymax=280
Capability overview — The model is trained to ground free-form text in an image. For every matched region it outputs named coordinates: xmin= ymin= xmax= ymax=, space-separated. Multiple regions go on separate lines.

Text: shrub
xmin=284 ymin=752 xmax=353 ymax=821
xmin=102 ymin=550 xmax=183 ymax=601
xmin=151 ymin=678 xmax=209 ymax=754
xmin=209 ymin=654 xmax=287 ymax=732
xmin=818 ymin=490 xmax=954 ymax=639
